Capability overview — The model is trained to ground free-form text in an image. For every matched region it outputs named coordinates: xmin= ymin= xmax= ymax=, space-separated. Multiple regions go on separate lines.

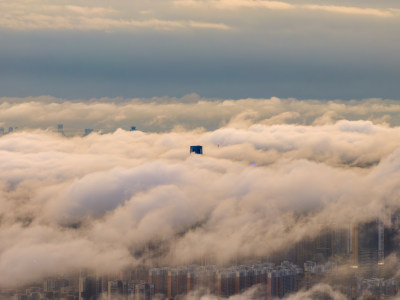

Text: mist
xmin=1 ymin=97 xmax=400 ymax=289
xmin=2 ymin=96 xmax=400 ymax=134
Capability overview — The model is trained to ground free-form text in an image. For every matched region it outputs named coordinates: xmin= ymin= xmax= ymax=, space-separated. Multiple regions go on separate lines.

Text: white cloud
xmin=302 ymin=4 xmax=394 ymax=18
xmin=0 ymin=14 xmax=231 ymax=31
xmin=174 ymin=0 xmax=295 ymax=10
xmin=173 ymin=0 xmax=396 ymax=18
xmin=2 ymin=97 xmax=400 ymax=286
xmin=3 ymin=96 xmax=400 ymax=133
xmin=189 ymin=20 xmax=231 ymax=30
xmin=65 ymin=5 xmax=117 ymax=16
xmin=1 ymin=1 xmax=395 ymax=32
xmin=0 ymin=2 xmax=230 ymax=31
xmin=284 ymin=284 xmax=347 ymax=300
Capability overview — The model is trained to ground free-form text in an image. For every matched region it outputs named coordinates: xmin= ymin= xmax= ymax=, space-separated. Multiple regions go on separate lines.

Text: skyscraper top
xmin=190 ymin=145 xmax=203 ymax=155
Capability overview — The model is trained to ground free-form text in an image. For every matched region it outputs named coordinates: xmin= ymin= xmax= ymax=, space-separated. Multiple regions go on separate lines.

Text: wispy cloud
xmin=0 ymin=2 xmax=230 ymax=31
xmin=2 ymin=97 xmax=400 ymax=286
xmin=64 ymin=5 xmax=117 ymax=16
xmin=174 ymin=0 xmax=295 ymax=10
xmin=174 ymin=0 xmax=396 ymax=17
xmin=302 ymin=4 xmax=394 ymax=18
xmin=189 ymin=20 xmax=231 ymax=30
xmin=0 ymin=1 xmax=396 ymax=32
xmin=0 ymin=14 xmax=230 ymax=31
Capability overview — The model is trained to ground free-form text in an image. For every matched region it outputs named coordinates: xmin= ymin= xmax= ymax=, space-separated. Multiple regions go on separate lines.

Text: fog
xmin=2 ymin=96 xmax=400 ymax=133
xmin=1 ymin=97 xmax=400 ymax=288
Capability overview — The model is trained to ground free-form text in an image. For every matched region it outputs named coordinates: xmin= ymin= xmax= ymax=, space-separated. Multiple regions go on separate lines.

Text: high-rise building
xmin=149 ymin=268 xmax=168 ymax=296
xmin=44 ymin=277 xmax=69 ymax=292
xmin=13 ymin=294 xmax=27 ymax=300
xmin=130 ymin=283 xmax=154 ymax=300
xmin=108 ymin=280 xmax=128 ymax=300
xmin=131 ymin=266 xmax=149 ymax=283
xmin=190 ymin=145 xmax=203 ymax=155
xmin=267 ymin=262 xmax=300 ymax=299
xmin=267 ymin=269 xmax=297 ymax=299
xmin=167 ymin=268 xmax=187 ymax=298
xmin=149 ymin=263 xmax=300 ymax=299
xmin=187 ymin=266 xmax=217 ymax=295
xmin=358 ymin=278 xmax=399 ymax=299
xmin=216 ymin=270 xmax=236 ymax=297
xmin=79 ymin=276 xmax=98 ymax=300
xmin=351 ymin=220 xmax=384 ymax=276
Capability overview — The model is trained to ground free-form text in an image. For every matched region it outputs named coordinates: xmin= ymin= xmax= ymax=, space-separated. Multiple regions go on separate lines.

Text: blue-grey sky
xmin=0 ymin=0 xmax=399 ymax=99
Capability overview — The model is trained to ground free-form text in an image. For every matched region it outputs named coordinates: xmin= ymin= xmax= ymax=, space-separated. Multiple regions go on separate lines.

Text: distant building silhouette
xmin=190 ymin=145 xmax=203 ymax=155
xmin=150 ymin=262 xmax=300 ymax=299
xmin=84 ymin=129 xmax=93 ymax=136
xmin=351 ymin=220 xmax=384 ymax=277
xmin=108 ymin=280 xmax=128 ymax=300
xmin=79 ymin=276 xmax=98 ymax=300
xmin=8 ymin=127 xmax=13 ymax=134
xmin=57 ymin=124 xmax=64 ymax=135
xmin=133 ymin=283 xmax=154 ymax=300
xmin=130 ymin=126 xmax=137 ymax=131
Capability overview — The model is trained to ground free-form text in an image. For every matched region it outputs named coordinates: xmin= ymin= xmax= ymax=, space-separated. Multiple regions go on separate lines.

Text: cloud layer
xmin=0 ymin=1 xmax=232 ymax=31
xmin=1 ymin=97 xmax=400 ymax=287
xmin=2 ymin=95 xmax=400 ymax=133
xmin=0 ymin=1 xmax=398 ymax=32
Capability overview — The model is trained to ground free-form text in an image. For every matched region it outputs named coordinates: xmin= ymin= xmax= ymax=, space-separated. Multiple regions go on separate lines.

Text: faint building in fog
xmin=351 ymin=220 xmax=384 ymax=277
xmin=131 ymin=283 xmax=154 ymax=300
xmin=108 ymin=280 xmax=128 ymax=300
xmin=79 ymin=276 xmax=98 ymax=300
xmin=57 ymin=124 xmax=64 ymax=135
xmin=149 ymin=268 xmax=168 ymax=296
xmin=84 ymin=129 xmax=94 ymax=136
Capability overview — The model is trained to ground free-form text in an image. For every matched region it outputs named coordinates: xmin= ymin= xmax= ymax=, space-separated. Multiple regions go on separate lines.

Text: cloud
xmin=184 ymin=285 xmax=266 ymax=299
xmin=173 ymin=0 xmax=396 ymax=18
xmin=0 ymin=2 xmax=230 ymax=31
xmin=0 ymin=231 xmax=132 ymax=287
xmin=174 ymin=0 xmax=295 ymax=10
xmin=64 ymin=5 xmax=117 ymax=16
xmin=183 ymin=283 xmax=347 ymax=300
xmin=188 ymin=21 xmax=231 ymax=30
xmin=0 ymin=14 xmax=230 ymax=31
xmin=1 ymin=1 xmax=395 ymax=33
xmin=2 ymin=97 xmax=400 ymax=287
xmin=284 ymin=284 xmax=347 ymax=300
xmin=302 ymin=4 xmax=394 ymax=18
xmin=3 ymin=96 xmax=400 ymax=133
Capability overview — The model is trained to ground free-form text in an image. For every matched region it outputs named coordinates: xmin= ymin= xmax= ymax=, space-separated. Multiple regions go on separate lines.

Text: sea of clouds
xmin=1 ymin=96 xmax=400 ymax=295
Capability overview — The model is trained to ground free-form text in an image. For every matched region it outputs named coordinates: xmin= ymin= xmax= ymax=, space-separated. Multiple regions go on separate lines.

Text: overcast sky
xmin=0 ymin=0 xmax=399 ymax=99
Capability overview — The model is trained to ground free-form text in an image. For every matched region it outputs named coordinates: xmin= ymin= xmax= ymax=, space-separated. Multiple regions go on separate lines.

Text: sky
xmin=0 ymin=0 xmax=399 ymax=99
